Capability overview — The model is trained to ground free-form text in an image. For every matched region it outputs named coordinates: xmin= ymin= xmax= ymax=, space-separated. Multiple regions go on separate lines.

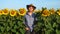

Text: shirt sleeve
xmin=23 ymin=16 xmax=29 ymax=27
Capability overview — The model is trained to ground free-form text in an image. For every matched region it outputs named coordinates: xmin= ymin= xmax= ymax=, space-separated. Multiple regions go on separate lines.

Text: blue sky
xmin=0 ymin=0 xmax=60 ymax=9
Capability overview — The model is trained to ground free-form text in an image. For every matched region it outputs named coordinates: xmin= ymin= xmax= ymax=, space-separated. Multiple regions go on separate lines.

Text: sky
xmin=0 ymin=0 xmax=60 ymax=10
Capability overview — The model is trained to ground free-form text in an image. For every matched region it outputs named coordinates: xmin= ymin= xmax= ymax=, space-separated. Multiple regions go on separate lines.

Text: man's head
xmin=26 ymin=4 xmax=36 ymax=12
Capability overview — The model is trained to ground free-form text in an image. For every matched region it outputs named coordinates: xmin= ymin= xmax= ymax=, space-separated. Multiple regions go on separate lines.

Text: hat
xmin=26 ymin=4 xmax=36 ymax=10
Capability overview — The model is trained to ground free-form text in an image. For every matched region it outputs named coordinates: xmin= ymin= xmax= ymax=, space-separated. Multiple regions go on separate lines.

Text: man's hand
xmin=25 ymin=27 xmax=30 ymax=30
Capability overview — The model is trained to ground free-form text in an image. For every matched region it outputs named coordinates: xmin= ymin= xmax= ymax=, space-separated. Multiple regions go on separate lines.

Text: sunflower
xmin=18 ymin=8 xmax=26 ymax=16
xmin=10 ymin=9 xmax=17 ymax=16
xmin=50 ymin=8 xmax=55 ymax=14
xmin=3 ymin=8 xmax=9 ymax=15
xmin=0 ymin=10 xmax=3 ymax=15
xmin=57 ymin=9 xmax=60 ymax=15
xmin=42 ymin=9 xmax=50 ymax=17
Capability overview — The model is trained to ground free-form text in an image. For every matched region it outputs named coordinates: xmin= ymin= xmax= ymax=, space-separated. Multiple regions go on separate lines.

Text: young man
xmin=23 ymin=4 xmax=37 ymax=34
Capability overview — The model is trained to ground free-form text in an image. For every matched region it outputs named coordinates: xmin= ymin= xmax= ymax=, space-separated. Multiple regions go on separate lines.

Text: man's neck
xmin=28 ymin=11 xmax=33 ymax=16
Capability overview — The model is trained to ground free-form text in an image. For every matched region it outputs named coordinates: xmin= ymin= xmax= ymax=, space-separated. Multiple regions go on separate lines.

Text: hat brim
xmin=26 ymin=5 xmax=36 ymax=10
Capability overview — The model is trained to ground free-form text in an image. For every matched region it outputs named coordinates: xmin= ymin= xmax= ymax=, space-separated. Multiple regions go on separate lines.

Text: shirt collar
xmin=26 ymin=11 xmax=34 ymax=16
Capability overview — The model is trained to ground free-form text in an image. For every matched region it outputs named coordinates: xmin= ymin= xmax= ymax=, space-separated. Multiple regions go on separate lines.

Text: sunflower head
xmin=10 ymin=9 xmax=17 ymax=16
xmin=0 ymin=10 xmax=3 ymax=15
xmin=18 ymin=8 xmax=26 ymax=16
xmin=3 ymin=8 xmax=9 ymax=15
xmin=57 ymin=9 xmax=60 ymax=15
xmin=50 ymin=8 xmax=55 ymax=14
xmin=42 ymin=9 xmax=50 ymax=17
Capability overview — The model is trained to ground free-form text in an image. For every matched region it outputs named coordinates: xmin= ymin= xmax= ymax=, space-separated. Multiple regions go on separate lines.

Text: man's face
xmin=28 ymin=6 xmax=34 ymax=12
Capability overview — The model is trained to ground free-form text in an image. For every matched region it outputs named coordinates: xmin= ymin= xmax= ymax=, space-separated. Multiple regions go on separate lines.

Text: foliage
xmin=34 ymin=8 xmax=60 ymax=34
xmin=0 ymin=8 xmax=60 ymax=34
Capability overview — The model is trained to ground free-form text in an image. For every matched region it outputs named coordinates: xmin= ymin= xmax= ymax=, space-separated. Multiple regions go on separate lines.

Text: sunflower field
xmin=0 ymin=7 xmax=60 ymax=34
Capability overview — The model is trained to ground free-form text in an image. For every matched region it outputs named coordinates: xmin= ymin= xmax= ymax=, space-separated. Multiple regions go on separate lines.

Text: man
xmin=23 ymin=4 xmax=37 ymax=34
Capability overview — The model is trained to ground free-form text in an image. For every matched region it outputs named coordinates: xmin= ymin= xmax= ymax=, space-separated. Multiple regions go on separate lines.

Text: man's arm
xmin=23 ymin=16 xmax=30 ymax=30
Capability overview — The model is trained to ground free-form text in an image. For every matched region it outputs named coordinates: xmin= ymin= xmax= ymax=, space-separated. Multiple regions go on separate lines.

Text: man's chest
xmin=25 ymin=15 xmax=34 ymax=22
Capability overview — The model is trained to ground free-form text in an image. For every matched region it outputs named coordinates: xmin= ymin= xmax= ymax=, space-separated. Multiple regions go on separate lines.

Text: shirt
xmin=23 ymin=12 xmax=37 ymax=32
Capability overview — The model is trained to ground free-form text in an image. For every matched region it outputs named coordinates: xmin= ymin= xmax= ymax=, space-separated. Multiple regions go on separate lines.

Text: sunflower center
xmin=43 ymin=12 xmax=48 ymax=15
xmin=20 ymin=10 xmax=24 ymax=14
xmin=0 ymin=11 xmax=2 ymax=13
xmin=4 ymin=10 xmax=8 ymax=13
xmin=11 ymin=11 xmax=15 ymax=15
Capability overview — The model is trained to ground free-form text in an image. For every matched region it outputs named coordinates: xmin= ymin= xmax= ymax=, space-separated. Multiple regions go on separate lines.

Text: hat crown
xmin=29 ymin=4 xmax=34 ymax=6
xmin=26 ymin=4 xmax=36 ymax=9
